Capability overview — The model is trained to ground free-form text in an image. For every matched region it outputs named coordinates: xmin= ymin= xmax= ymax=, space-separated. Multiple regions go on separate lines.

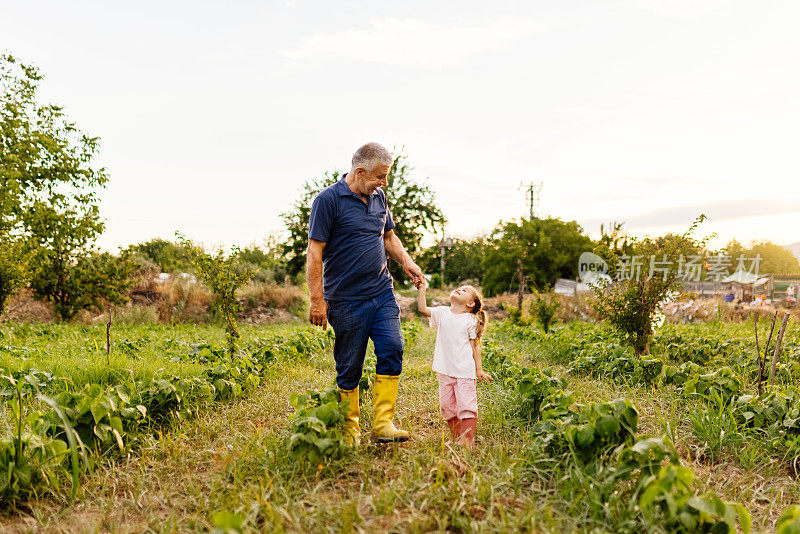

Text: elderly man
xmin=307 ymin=142 xmax=424 ymax=445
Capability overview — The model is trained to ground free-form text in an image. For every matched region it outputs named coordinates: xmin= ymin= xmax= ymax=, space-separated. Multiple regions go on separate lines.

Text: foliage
xmin=280 ymin=171 xmax=340 ymax=278
xmin=590 ymin=216 xmax=708 ymax=357
xmin=482 ymin=217 xmax=593 ymax=297
xmin=0 ymin=237 xmax=28 ymax=315
xmin=502 ymin=303 xmax=527 ymax=326
xmin=662 ymin=362 xmax=703 ymax=386
xmin=127 ymin=238 xmax=193 ymax=273
xmin=418 ymin=236 xmax=486 ymax=285
xmin=29 ymin=249 xmax=138 ymax=321
xmin=488 ymin=327 xmax=751 ymax=532
xmin=531 ymin=398 xmax=639 ymax=462
xmin=235 ymin=235 xmax=289 ymax=283
xmin=777 ymin=505 xmax=800 ymax=534
xmin=1 ymin=54 xmax=128 ymax=321
xmin=529 ymin=290 xmax=561 ymax=333
xmin=726 ymin=241 xmax=800 ymax=275
xmin=592 ymin=221 xmax=634 ymax=271
xmin=0 ymin=373 xmax=79 ymax=503
xmin=178 ymin=235 xmax=253 ymax=357
xmin=515 ymin=368 xmax=570 ymax=421
xmin=384 ymin=151 xmax=446 ymax=282
xmin=428 ymin=273 xmax=442 ymax=289
xmin=287 ymin=387 xmax=347 ymax=465
xmin=0 ymin=326 xmax=331 ymax=504
xmin=682 ymin=368 xmax=743 ymax=403
xmin=637 ymin=462 xmax=750 ymax=533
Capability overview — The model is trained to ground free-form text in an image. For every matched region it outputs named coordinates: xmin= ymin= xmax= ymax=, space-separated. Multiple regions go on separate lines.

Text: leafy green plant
xmin=567 ymin=343 xmax=662 ymax=386
xmin=662 ymin=362 xmax=703 ymax=386
xmin=590 ymin=216 xmax=708 ymax=357
xmin=287 ymin=388 xmax=347 ymax=464
xmin=531 ymin=398 xmax=639 ymax=463
xmin=777 ymin=505 xmax=800 ymax=533
xmin=428 ymin=273 xmax=443 ymax=289
xmin=177 ymin=235 xmax=254 ymax=357
xmin=682 ymin=368 xmax=742 ymax=403
xmin=638 ymin=463 xmax=750 ymax=533
xmin=515 ymin=368 xmax=569 ymax=421
xmin=529 ymin=290 xmax=561 ymax=334
xmin=0 ymin=373 xmax=81 ymax=503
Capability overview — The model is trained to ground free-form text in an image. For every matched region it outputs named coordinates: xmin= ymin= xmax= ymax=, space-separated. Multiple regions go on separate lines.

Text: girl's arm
xmin=472 ymin=338 xmax=493 ymax=381
xmin=417 ymin=281 xmax=431 ymax=317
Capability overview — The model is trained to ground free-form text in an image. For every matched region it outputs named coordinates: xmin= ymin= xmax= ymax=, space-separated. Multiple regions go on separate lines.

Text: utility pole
xmin=517 ymin=259 xmax=525 ymax=310
xmin=440 ymin=236 xmax=453 ymax=283
xmin=519 ymin=181 xmax=543 ymax=220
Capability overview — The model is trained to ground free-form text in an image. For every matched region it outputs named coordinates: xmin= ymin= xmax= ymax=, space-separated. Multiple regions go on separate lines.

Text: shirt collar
xmin=337 ymin=174 xmax=380 ymax=199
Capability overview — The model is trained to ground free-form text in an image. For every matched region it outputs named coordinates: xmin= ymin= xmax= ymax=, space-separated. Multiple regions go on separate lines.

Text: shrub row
xmin=483 ymin=332 xmax=751 ymax=532
xmin=0 ymin=328 xmax=332 ymax=505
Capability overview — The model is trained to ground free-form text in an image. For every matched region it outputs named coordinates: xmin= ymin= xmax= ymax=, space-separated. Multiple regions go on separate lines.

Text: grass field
xmin=2 ymin=317 xmax=800 ymax=532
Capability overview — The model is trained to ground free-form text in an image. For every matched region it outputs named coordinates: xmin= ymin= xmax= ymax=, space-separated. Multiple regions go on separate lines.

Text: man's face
xmin=355 ymin=164 xmax=391 ymax=196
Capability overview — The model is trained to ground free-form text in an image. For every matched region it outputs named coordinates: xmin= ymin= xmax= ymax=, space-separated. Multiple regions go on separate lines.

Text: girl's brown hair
xmin=465 ymin=285 xmax=487 ymax=339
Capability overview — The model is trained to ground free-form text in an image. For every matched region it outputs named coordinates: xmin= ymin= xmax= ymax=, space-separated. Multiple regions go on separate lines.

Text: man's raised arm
xmin=383 ymin=229 xmax=424 ymax=288
xmin=307 ymin=238 xmax=328 ymax=329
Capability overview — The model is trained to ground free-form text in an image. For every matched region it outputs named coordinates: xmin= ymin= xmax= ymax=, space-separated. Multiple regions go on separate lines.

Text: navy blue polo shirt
xmin=308 ymin=176 xmax=396 ymax=301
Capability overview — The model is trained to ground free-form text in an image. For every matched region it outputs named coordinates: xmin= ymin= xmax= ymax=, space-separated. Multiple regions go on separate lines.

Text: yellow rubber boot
xmin=338 ymin=387 xmax=361 ymax=446
xmin=372 ymin=374 xmax=410 ymax=443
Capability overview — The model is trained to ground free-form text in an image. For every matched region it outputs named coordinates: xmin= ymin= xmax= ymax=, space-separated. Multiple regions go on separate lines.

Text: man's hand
xmin=309 ymin=298 xmax=328 ymax=330
xmin=403 ymin=259 xmax=424 ymax=288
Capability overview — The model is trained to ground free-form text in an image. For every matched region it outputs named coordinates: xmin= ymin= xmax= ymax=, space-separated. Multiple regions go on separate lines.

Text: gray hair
xmin=351 ymin=142 xmax=393 ymax=172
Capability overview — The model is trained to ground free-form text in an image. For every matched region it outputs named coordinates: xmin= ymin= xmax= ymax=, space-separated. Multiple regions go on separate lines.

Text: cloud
xmin=280 ymin=17 xmax=540 ymax=68
xmin=580 ymin=199 xmax=799 ymax=229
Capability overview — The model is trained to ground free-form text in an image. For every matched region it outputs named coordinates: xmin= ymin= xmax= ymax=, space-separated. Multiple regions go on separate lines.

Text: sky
xmin=2 ymin=0 xmax=799 ymax=252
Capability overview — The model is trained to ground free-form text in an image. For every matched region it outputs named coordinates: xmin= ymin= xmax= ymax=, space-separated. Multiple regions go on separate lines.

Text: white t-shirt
xmin=429 ymin=306 xmax=478 ymax=379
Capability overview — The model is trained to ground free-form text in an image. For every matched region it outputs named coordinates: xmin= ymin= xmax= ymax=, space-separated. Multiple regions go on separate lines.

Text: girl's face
xmin=449 ymin=286 xmax=476 ymax=308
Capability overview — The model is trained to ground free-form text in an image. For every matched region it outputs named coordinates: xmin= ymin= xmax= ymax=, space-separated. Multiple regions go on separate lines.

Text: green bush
xmin=429 ymin=273 xmax=443 ymax=289
xmin=287 ymin=388 xmax=347 ymax=464
xmin=529 ymin=291 xmax=561 ymax=334
xmin=178 ymin=236 xmax=253 ymax=357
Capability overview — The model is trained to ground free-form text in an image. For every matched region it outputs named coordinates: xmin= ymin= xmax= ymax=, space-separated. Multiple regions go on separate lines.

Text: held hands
xmin=477 ymin=370 xmax=493 ymax=382
xmin=309 ymin=298 xmax=328 ymax=330
xmin=403 ymin=259 xmax=424 ymax=288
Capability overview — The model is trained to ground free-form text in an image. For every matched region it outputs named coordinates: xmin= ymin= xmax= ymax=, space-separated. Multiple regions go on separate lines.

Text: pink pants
xmin=438 ymin=373 xmax=478 ymax=420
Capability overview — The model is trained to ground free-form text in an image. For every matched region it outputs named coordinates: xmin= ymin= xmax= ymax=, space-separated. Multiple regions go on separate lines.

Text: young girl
xmin=417 ymin=283 xmax=492 ymax=447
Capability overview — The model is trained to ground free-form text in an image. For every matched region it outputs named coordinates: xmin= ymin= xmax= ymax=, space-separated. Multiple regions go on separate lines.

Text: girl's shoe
xmin=446 ymin=417 xmax=459 ymax=442
xmin=458 ymin=417 xmax=477 ymax=448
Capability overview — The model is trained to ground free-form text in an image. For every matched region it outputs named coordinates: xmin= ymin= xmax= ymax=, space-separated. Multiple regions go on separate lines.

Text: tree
xmin=418 ymin=236 xmax=487 ymax=285
xmin=24 ymin=202 xmax=138 ymax=320
xmin=749 ymin=242 xmax=800 ymax=274
xmin=127 ymin=238 xmax=193 ymax=273
xmin=178 ymin=235 xmax=253 ymax=358
xmin=281 ymin=171 xmax=341 ymax=278
xmin=383 ymin=152 xmax=445 ymax=281
xmin=481 ymin=218 xmax=593 ymax=297
xmin=281 ymin=150 xmax=445 ymax=280
xmin=590 ymin=216 xmax=709 ymax=357
xmin=1 ymin=54 xmax=122 ymax=319
xmin=0 ymin=239 xmax=28 ymax=316
xmin=235 ymin=235 xmax=289 ymax=283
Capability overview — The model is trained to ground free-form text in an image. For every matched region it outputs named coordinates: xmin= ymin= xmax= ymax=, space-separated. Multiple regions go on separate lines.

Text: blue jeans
xmin=326 ymin=289 xmax=404 ymax=390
